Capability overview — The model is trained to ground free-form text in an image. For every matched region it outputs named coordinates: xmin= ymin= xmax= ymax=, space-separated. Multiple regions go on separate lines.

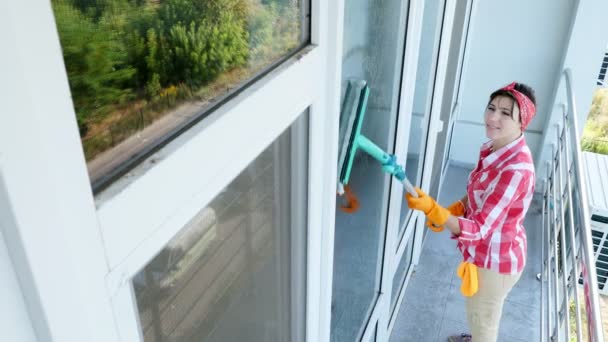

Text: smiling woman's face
xmin=484 ymin=95 xmax=522 ymax=144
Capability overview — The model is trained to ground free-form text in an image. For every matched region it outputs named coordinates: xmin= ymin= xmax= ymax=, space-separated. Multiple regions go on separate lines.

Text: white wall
xmin=450 ymin=0 xmax=574 ymax=168
xmin=0 ymin=230 xmax=37 ymax=342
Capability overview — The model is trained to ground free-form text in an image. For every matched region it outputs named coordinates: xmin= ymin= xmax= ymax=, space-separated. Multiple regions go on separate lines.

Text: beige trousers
xmin=465 ymin=267 xmax=522 ymax=342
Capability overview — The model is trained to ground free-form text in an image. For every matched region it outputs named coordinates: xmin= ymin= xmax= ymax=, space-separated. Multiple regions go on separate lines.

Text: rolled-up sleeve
xmin=457 ymin=170 xmax=526 ymax=247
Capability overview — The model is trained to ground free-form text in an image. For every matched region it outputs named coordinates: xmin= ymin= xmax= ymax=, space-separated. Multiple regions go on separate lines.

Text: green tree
xmin=126 ymin=0 xmax=249 ymax=89
xmin=582 ymin=88 xmax=608 ymax=155
xmin=53 ymin=1 xmax=135 ymax=134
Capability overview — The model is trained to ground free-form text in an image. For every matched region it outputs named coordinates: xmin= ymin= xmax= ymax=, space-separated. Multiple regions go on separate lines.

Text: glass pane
xmin=398 ymin=0 xmax=445 ymax=238
xmin=50 ymin=0 xmax=309 ymax=189
xmin=132 ymin=113 xmax=308 ymax=342
xmin=332 ymin=0 xmax=409 ymax=340
xmin=390 ymin=229 xmax=415 ymax=314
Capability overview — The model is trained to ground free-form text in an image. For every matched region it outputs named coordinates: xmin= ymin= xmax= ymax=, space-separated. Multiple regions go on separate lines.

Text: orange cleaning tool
xmin=339 ymin=184 xmax=360 ymax=213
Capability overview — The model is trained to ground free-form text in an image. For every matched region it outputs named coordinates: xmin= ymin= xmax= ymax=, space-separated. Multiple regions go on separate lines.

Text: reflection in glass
xmin=332 ymin=0 xmax=409 ymax=340
xmin=50 ymin=0 xmax=308 ymax=185
xmin=133 ymin=114 xmax=307 ymax=342
xmin=391 ymin=232 xmax=415 ymax=314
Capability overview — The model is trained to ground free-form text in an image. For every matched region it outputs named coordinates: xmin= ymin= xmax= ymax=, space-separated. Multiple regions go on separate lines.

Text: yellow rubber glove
xmin=426 ymin=200 xmax=466 ymax=232
xmin=405 ymin=187 xmax=434 ymax=212
xmin=457 ymin=261 xmax=479 ymax=297
xmin=405 ymin=188 xmax=451 ymax=229
xmin=447 ymin=200 xmax=466 ymax=217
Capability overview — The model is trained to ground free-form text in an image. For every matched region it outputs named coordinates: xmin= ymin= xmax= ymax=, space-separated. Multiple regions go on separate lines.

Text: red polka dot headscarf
xmin=499 ymin=82 xmax=536 ymax=130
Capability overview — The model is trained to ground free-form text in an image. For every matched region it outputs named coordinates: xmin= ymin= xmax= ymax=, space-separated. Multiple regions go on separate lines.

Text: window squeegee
xmin=337 ymin=80 xmax=418 ymax=199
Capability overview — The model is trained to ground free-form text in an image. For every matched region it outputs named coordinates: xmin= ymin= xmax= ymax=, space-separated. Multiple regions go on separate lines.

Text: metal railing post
xmin=541 ymin=178 xmax=547 ymax=342
xmin=546 ymin=162 xmax=555 ymax=341
xmin=539 ymin=68 xmax=604 ymax=342
xmin=562 ymin=109 xmax=584 ymax=342
xmin=556 ymin=126 xmax=571 ymax=340
xmin=551 ymin=148 xmax=561 ymax=340
xmin=563 ymin=68 xmax=604 ymax=341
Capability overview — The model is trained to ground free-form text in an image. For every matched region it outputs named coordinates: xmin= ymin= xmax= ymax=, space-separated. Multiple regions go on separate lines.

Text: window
xmin=332 ymin=0 xmax=410 ymax=339
xmin=398 ymin=0 xmax=445 ymax=237
xmin=132 ymin=112 xmax=308 ymax=342
xmin=50 ymin=0 xmax=310 ymax=191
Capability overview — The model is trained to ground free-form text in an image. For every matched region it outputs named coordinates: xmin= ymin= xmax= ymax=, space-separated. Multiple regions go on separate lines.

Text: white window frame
xmin=375 ymin=0 xmax=425 ymax=339
xmin=0 ymin=1 xmax=345 ymax=341
xmin=330 ymin=1 xmax=426 ymax=340
xmin=383 ymin=0 xmax=460 ymax=337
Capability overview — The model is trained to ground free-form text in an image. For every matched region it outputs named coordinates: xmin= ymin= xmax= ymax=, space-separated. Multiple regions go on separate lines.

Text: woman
xmin=406 ymin=82 xmax=536 ymax=342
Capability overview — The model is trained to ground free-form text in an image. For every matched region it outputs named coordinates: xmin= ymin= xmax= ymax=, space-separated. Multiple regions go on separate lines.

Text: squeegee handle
xmin=357 ymin=135 xmax=389 ymax=164
xmin=400 ymin=177 xmax=418 ymax=198
xmin=357 ymin=135 xmax=418 ymax=198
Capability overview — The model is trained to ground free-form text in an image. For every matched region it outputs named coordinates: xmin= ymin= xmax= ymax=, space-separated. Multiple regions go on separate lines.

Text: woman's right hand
xmin=446 ymin=200 xmax=466 ymax=217
xmin=405 ymin=187 xmax=435 ymax=214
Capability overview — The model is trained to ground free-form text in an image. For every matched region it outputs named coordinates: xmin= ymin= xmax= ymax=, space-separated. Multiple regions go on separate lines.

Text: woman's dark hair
xmin=487 ymin=82 xmax=536 ymax=121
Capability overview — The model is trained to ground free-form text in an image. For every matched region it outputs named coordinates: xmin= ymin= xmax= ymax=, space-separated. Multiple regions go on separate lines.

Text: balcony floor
xmin=390 ymin=164 xmax=542 ymax=342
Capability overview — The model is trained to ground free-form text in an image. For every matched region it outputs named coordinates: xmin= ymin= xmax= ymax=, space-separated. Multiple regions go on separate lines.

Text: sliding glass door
xmin=332 ymin=0 xmax=410 ymax=340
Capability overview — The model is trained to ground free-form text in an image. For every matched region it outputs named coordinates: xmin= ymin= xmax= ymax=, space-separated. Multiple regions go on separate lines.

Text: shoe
xmin=447 ymin=333 xmax=472 ymax=342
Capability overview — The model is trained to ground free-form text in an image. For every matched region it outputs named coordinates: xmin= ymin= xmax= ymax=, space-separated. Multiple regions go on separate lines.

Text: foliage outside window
xmin=51 ymin=0 xmax=305 ymax=183
xmin=582 ymin=87 xmax=608 ymax=155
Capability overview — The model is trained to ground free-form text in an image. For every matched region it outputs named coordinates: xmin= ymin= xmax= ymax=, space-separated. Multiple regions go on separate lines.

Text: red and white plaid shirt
xmin=454 ymin=135 xmax=535 ymax=274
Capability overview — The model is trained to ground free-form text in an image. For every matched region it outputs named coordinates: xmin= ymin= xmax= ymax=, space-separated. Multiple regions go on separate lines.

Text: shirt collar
xmin=480 ymin=135 xmax=526 ymax=170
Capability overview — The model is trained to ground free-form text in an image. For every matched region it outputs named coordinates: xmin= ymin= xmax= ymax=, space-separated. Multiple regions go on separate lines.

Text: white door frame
xmin=377 ymin=0 xmax=426 ymax=339
xmin=409 ymin=0 xmax=458 ymax=266
xmin=383 ymin=0 xmax=461 ymax=337
xmin=438 ymin=0 xmax=477 ymax=195
xmin=0 ymin=1 xmax=345 ymax=341
xmin=344 ymin=1 xmax=426 ymax=341
xmin=356 ymin=0 xmax=460 ymax=339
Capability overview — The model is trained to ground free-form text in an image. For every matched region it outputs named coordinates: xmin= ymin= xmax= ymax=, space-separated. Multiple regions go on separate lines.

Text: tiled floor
xmin=390 ymin=164 xmax=542 ymax=342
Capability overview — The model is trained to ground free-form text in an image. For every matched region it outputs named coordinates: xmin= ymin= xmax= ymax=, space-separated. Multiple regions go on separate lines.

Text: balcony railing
xmin=541 ymin=68 xmax=604 ymax=342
